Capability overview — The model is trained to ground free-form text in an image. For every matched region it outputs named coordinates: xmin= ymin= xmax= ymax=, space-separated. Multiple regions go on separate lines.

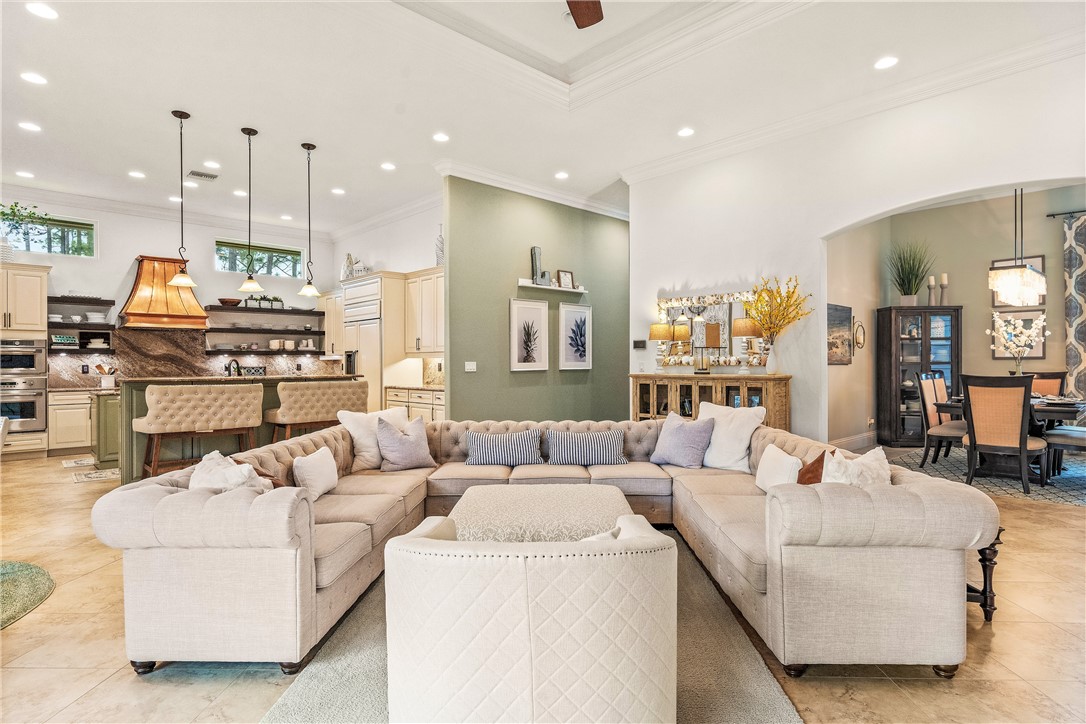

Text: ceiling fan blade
xmin=566 ymin=0 xmax=603 ymax=29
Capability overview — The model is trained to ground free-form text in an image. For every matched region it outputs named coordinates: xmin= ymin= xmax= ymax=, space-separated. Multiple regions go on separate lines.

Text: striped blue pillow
xmin=465 ymin=429 xmax=544 ymax=466
xmin=546 ymin=429 xmax=628 ymax=466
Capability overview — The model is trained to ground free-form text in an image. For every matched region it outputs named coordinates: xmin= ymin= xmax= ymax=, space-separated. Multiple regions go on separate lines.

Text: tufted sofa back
xmin=269 ymin=380 xmax=368 ymax=424
xmin=749 ymin=425 xmax=836 ymax=473
xmin=232 ymin=425 xmax=354 ymax=485
xmin=134 ymin=384 xmax=263 ymax=434
xmin=430 ymin=419 xmax=662 ymax=464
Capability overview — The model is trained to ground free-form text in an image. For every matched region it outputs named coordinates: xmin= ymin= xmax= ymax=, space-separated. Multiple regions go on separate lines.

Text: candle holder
xmin=927 ymin=280 xmax=937 ymax=306
xmin=939 ymin=282 xmax=949 ymax=305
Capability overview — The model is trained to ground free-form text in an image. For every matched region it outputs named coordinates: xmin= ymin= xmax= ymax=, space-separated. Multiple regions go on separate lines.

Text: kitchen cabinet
xmin=2 ymin=431 xmax=48 ymax=455
xmin=1 ymin=262 xmax=50 ymax=333
xmin=341 ymin=272 xmax=411 ymax=409
xmin=48 ymin=390 xmax=93 ymax=450
xmin=320 ymin=292 xmax=345 ymax=357
xmin=405 ymin=267 xmax=444 ymax=355
xmin=92 ymin=393 xmax=121 ymax=469
xmin=386 ymin=387 xmax=444 ymax=423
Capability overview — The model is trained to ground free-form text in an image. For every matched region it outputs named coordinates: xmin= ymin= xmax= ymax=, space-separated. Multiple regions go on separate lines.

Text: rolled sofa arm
xmin=92 ymin=481 xmax=312 ymax=550
xmin=766 ymin=476 xmax=999 ymax=550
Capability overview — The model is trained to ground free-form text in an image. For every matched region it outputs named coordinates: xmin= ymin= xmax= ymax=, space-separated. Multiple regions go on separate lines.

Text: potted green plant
xmin=258 ymin=295 xmax=272 ymax=309
xmin=271 ymin=295 xmax=284 ymax=309
xmin=0 ymin=202 xmax=51 ymax=262
xmin=886 ymin=241 xmax=935 ymax=306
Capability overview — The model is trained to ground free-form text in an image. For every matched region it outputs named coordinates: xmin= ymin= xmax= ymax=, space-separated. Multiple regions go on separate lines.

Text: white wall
xmin=1 ymin=186 xmax=336 ymax=307
xmin=628 ymin=57 xmax=1086 ymax=440
xmin=331 ymin=198 xmax=442 ymax=277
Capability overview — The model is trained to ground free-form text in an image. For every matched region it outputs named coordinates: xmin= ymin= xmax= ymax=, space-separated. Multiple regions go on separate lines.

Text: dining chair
xmin=916 ymin=371 xmax=965 ymax=467
xmin=961 ymin=374 xmax=1048 ymax=494
xmin=1029 ymin=370 xmax=1067 ymax=397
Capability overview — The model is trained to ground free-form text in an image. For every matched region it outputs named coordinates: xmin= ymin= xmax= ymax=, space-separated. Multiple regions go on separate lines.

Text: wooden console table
xmin=630 ymin=373 xmax=791 ymax=431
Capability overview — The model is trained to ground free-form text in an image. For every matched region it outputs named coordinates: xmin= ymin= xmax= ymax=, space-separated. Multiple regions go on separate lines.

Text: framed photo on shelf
xmin=558 ymin=302 xmax=592 ymax=370
xmin=510 ymin=298 xmax=548 ymax=371
xmin=991 ymin=255 xmax=1045 ymax=308
xmin=990 ymin=309 xmax=1047 ymax=360
xmin=556 ymin=270 xmax=575 ymax=289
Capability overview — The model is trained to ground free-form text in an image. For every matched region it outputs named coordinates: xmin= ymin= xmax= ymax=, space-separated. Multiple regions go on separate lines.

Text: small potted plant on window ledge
xmin=887 ymin=241 xmax=935 ymax=306
xmin=257 ymin=295 xmax=272 ymax=309
xmin=270 ymin=295 xmax=284 ymax=309
xmin=244 ymin=294 xmax=258 ymax=308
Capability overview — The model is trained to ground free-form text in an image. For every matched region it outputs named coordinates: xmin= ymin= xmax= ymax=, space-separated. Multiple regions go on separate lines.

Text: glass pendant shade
xmin=297 ymin=281 xmax=320 ymax=297
xmin=167 ymin=270 xmax=196 ymax=287
xmin=988 ymin=264 xmax=1046 ymax=307
xmin=238 ymin=274 xmax=263 ymax=293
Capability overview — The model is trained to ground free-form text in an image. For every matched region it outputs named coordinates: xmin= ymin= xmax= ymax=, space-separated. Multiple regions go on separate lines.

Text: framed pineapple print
xmin=559 ymin=303 xmax=592 ymax=370
xmin=510 ymin=298 xmax=548 ymax=371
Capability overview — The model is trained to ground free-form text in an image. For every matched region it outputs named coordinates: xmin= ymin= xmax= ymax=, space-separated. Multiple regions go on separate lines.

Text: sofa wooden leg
xmin=933 ymin=664 xmax=959 ymax=679
xmin=279 ymin=661 xmax=303 ymax=675
xmin=783 ymin=664 xmax=808 ymax=678
xmin=131 ymin=661 xmax=156 ymax=675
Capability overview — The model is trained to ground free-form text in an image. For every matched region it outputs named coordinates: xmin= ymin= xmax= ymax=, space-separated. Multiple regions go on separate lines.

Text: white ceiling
xmin=3 ymin=1 xmax=1082 ymax=235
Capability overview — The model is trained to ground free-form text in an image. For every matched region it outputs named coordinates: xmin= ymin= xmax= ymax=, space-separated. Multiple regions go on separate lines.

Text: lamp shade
xmin=988 ymin=264 xmax=1046 ymax=307
xmin=673 ymin=323 xmax=691 ymax=342
xmin=649 ymin=323 xmax=673 ymax=341
xmin=732 ymin=317 xmax=764 ymax=338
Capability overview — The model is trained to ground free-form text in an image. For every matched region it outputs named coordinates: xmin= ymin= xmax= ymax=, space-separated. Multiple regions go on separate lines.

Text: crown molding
xmin=2 ymin=184 xmax=334 ymax=244
xmin=331 ymin=193 xmax=443 ymax=241
xmin=568 ymin=2 xmax=816 ymax=110
xmin=620 ymin=30 xmax=1086 ymax=185
xmin=434 ymin=160 xmax=629 ymax=220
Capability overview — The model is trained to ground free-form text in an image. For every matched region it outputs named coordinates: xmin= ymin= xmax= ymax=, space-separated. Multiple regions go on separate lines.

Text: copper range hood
xmin=120 ymin=256 xmax=209 ymax=329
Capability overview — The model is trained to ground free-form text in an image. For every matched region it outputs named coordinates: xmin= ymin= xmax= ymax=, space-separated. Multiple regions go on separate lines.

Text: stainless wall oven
xmin=0 ymin=376 xmax=47 ymax=432
xmin=0 ymin=339 xmax=47 ymax=376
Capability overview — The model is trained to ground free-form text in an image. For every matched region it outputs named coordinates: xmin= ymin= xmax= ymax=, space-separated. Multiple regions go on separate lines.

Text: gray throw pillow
xmin=650 ymin=412 xmax=715 ymax=468
xmin=377 ymin=417 xmax=437 ymax=472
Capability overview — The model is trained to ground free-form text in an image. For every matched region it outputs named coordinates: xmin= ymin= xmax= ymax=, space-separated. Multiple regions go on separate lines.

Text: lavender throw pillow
xmin=650 ymin=412 xmax=715 ymax=468
xmin=377 ymin=417 xmax=437 ymax=472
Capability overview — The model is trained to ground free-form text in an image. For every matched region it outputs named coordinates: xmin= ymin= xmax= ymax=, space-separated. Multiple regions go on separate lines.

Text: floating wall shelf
xmin=516 ymin=279 xmax=588 ymax=294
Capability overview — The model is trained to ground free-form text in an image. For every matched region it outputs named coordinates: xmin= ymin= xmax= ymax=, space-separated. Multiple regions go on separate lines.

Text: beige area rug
xmin=72 ymin=469 xmax=120 ymax=483
xmin=61 ymin=457 xmax=95 ymax=468
xmin=262 ymin=532 xmax=801 ymax=723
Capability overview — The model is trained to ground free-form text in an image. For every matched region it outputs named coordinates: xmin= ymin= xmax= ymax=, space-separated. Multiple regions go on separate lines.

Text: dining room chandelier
xmin=237 ymin=127 xmax=264 ymax=294
xmin=988 ymin=188 xmax=1046 ymax=307
xmin=297 ymin=142 xmax=320 ymax=297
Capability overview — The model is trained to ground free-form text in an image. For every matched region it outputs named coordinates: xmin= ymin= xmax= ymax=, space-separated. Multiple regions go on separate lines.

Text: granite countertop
xmin=119 ymin=374 xmax=364 ymax=384
xmin=388 ymin=385 xmax=445 ymax=392
xmin=88 ymin=389 xmax=121 ymax=396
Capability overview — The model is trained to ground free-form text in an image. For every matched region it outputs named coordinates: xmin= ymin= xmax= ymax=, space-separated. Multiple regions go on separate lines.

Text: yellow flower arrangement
xmin=743 ymin=276 xmax=812 ymax=345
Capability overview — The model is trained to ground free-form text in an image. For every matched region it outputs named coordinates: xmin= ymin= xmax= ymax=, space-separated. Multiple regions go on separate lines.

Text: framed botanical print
xmin=558 ymin=303 xmax=591 ymax=370
xmin=510 ymin=298 xmax=548 ymax=371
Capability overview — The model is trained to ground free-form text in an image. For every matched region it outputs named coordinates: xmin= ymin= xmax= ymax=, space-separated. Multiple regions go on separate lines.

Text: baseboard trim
xmin=830 ymin=431 xmax=877 ymax=452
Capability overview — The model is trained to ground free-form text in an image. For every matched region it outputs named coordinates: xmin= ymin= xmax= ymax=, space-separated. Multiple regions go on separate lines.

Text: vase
xmin=765 ymin=346 xmax=780 ymax=374
xmin=899 ymin=294 xmax=918 ymax=306
xmin=1012 ymin=357 xmax=1023 ymax=376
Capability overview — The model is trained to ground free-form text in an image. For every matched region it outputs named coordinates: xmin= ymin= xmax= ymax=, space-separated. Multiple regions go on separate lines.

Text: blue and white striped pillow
xmin=546 ymin=429 xmax=628 ymax=466
xmin=465 ymin=429 xmax=544 ymax=466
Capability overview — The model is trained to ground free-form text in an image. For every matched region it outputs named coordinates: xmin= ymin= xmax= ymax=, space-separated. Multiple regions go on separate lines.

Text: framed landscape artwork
xmin=559 ymin=303 xmax=592 ymax=370
xmin=991 ymin=309 xmax=1047 ymax=359
xmin=991 ymin=255 xmax=1045 ymax=308
xmin=827 ymin=303 xmax=852 ymax=365
xmin=510 ymin=298 xmax=548 ymax=371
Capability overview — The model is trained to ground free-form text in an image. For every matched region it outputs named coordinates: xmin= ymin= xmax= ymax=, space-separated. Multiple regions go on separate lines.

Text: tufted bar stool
xmin=132 ymin=384 xmax=264 ymax=477
xmin=264 ymin=379 xmax=368 ymax=442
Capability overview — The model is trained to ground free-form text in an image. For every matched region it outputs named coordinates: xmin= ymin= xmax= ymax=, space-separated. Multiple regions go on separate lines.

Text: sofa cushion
xmin=330 ymin=473 xmax=427 ymax=512
xmin=465 ymin=428 xmax=544 ymax=466
xmin=509 ymin=464 xmax=590 ymax=485
xmin=292 ymin=447 xmax=339 ymax=499
xmin=659 ymin=465 xmax=720 ymax=478
xmin=588 ymin=462 xmax=672 ymax=496
xmin=650 ymin=413 xmax=715 ymax=468
xmin=313 ymin=493 xmax=404 ymax=544
xmin=338 ymin=407 xmax=409 ymax=471
xmin=754 ymin=444 xmax=802 ymax=493
xmin=546 ymin=429 xmax=628 ymax=466
xmin=690 ymin=495 xmax=768 ymax=592
xmin=672 ymin=471 xmax=763 ymax=497
xmin=698 ymin=402 xmax=766 ymax=472
xmin=378 ymin=417 xmax=438 ymax=472
xmin=428 ymin=462 xmax=511 ymax=496
xmin=313 ymin=522 xmax=372 ymax=588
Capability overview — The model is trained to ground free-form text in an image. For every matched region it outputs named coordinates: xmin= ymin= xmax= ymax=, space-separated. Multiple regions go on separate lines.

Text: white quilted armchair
xmin=385 ymin=514 xmax=678 ymax=724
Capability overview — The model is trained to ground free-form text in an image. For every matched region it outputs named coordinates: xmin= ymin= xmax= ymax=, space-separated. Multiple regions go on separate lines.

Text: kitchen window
xmin=7 ymin=219 xmax=95 ymax=257
xmin=215 ymin=241 xmax=303 ymax=278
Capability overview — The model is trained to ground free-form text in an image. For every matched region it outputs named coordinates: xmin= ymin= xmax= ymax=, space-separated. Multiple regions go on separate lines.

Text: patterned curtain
xmin=1065 ymin=214 xmax=1086 ymax=399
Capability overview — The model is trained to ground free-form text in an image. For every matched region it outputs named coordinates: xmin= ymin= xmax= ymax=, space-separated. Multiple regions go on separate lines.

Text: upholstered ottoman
xmin=448 ymin=483 xmax=634 ymax=542
xmin=385 ymin=484 xmax=678 ymax=723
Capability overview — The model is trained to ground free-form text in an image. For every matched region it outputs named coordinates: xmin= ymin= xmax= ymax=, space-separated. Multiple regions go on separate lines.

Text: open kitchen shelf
xmin=50 ymin=348 xmax=115 ymax=355
xmin=48 ymin=296 xmax=116 ymax=308
xmin=204 ymin=305 xmax=323 ymax=317
xmin=204 ymin=349 xmax=323 ymax=356
xmin=48 ymin=322 xmax=114 ymax=331
xmin=205 ymin=327 xmax=325 ymax=336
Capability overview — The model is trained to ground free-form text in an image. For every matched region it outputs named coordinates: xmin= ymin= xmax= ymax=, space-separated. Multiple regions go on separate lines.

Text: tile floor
xmin=2 ymin=453 xmax=1084 ymax=723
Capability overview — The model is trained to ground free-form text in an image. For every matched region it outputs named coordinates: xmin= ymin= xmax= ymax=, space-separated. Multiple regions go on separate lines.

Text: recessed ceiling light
xmin=128 ymin=170 xmax=146 ymax=179
xmin=20 ymin=72 xmax=47 ymax=85
xmin=280 ymin=215 xmax=292 ymax=221
xmin=432 ymin=132 xmax=450 ymax=143
xmin=203 ymin=160 xmax=220 ymax=169
xmin=554 ymin=171 xmax=569 ymax=180
xmin=233 ymin=189 xmax=247 ymax=197
xmin=15 ymin=171 xmax=34 ymax=178
xmin=168 ymin=196 xmax=182 ymax=203
xmin=25 ymin=3 xmax=58 ymax=19
xmin=18 ymin=121 xmax=41 ymax=132
xmin=331 ymin=188 xmax=346 ymax=195
xmin=874 ymin=56 xmax=899 ymax=70
xmin=380 ymin=162 xmax=396 ymax=171
xmin=677 ymin=127 xmax=695 ymax=137
xmin=182 ymin=180 xmax=198 ymax=188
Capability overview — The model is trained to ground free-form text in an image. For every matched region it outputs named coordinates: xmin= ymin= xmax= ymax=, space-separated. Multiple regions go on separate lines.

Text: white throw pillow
xmin=822 ymin=447 xmax=892 ymax=488
xmin=189 ymin=451 xmax=270 ymax=491
xmin=754 ymin=444 xmax=802 ymax=493
xmin=337 ymin=407 xmax=410 ymax=472
xmin=292 ymin=446 xmax=339 ymax=499
xmin=697 ymin=402 xmax=767 ymax=472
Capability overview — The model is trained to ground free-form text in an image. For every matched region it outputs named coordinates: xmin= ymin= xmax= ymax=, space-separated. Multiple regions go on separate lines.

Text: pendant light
xmin=237 ymin=127 xmax=264 ymax=294
xmin=987 ymin=188 xmax=1046 ymax=307
xmin=297 ymin=142 xmax=320 ymax=297
xmin=166 ymin=110 xmax=196 ymax=287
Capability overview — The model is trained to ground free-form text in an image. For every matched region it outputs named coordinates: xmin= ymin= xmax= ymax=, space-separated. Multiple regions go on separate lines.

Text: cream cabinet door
xmin=48 ymin=404 xmax=92 ymax=448
xmin=434 ymin=272 xmax=445 ymax=352
xmin=408 ymin=404 xmax=433 ymax=424
xmin=432 ymin=405 xmax=446 ymax=422
xmin=3 ymin=267 xmax=49 ymax=332
xmin=321 ymin=293 xmax=344 ymax=355
xmin=405 ymin=277 xmax=421 ymax=353
xmin=418 ymin=275 xmax=436 ymax=352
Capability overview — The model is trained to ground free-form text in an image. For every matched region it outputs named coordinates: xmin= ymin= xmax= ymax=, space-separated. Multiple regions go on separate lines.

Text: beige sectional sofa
xmin=93 ymin=416 xmax=999 ymax=681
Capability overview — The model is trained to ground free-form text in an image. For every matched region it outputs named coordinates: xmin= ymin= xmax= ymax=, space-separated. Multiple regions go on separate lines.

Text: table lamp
xmin=731 ymin=317 xmax=764 ymax=374
xmin=649 ymin=323 xmax=673 ymax=369
xmin=672 ymin=321 xmax=691 ymax=356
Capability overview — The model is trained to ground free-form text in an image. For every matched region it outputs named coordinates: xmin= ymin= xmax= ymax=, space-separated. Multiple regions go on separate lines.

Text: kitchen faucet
xmin=226 ymin=359 xmax=242 ymax=377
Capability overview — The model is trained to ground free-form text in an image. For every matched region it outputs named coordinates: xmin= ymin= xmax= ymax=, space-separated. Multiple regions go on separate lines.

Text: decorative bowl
xmin=218 ymin=298 xmax=242 ymax=307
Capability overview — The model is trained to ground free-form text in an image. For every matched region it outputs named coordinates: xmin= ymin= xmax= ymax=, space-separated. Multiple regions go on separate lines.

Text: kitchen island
xmin=119 ymin=375 xmax=364 ymax=483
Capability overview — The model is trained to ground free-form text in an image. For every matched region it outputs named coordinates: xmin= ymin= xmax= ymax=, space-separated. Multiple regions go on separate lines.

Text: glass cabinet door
xmin=677 ymin=382 xmax=694 ymax=418
xmin=928 ymin=312 xmax=954 ymax=395
xmin=654 ymin=382 xmax=670 ymax=418
xmin=898 ymin=312 xmax=924 ymax=441
xmin=694 ymin=381 xmax=714 ymax=418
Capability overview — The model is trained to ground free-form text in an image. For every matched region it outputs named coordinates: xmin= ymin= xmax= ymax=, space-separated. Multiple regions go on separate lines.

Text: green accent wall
xmin=445 ymin=177 xmax=630 ymax=422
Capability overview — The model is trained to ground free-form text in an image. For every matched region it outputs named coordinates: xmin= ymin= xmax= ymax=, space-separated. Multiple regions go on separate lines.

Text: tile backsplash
xmin=423 ymin=358 xmax=445 ymax=387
